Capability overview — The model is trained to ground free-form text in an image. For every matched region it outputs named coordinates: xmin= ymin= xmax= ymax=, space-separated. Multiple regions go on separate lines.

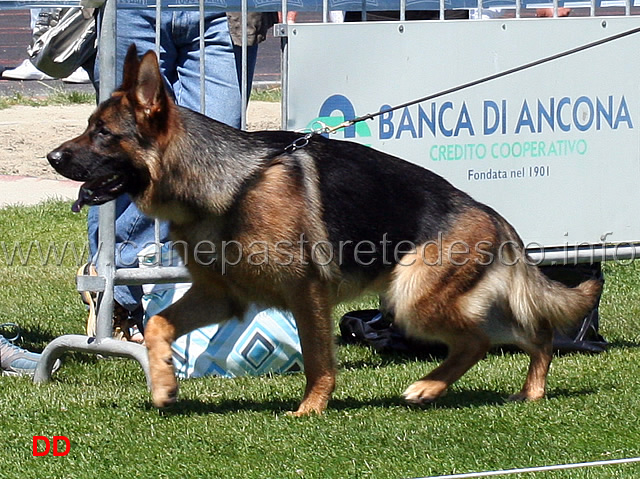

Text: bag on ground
xmin=139 ymin=244 xmax=303 ymax=379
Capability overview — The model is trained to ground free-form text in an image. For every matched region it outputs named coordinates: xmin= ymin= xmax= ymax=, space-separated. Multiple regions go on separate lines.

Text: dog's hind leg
xmin=390 ymin=257 xmax=494 ymax=404
xmin=388 ymin=211 xmax=500 ymax=405
xmin=403 ymin=330 xmax=492 ymax=404
xmin=145 ymin=283 xmax=235 ymax=408
xmin=286 ymin=280 xmax=336 ymax=416
xmin=508 ymin=323 xmax=554 ymax=401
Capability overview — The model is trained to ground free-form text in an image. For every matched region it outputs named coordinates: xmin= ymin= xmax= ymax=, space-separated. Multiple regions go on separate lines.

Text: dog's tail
xmin=499 ymin=223 xmax=602 ymax=333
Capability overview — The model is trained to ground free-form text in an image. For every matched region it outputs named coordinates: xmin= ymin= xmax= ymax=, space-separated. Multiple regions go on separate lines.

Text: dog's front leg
xmin=287 ymin=281 xmax=336 ymax=416
xmin=144 ymin=283 xmax=234 ymax=408
xmin=145 ymin=313 xmax=179 ymax=408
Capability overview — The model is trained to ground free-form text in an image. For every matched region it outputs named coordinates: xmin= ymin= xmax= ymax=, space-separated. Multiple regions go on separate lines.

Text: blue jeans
xmin=89 ymin=9 xmax=256 ymax=314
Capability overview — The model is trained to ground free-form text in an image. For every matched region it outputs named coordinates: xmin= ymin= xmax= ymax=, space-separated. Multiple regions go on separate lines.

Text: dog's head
xmin=48 ymin=44 xmax=174 ymax=212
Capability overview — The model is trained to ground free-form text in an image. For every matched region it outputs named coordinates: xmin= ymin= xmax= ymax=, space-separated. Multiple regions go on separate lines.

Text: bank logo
xmin=308 ymin=94 xmax=371 ymax=141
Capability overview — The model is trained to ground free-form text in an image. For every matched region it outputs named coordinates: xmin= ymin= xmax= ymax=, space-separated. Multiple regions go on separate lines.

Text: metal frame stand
xmin=33 ymin=0 xmax=152 ymax=386
xmin=33 ymin=0 xmax=237 ymax=387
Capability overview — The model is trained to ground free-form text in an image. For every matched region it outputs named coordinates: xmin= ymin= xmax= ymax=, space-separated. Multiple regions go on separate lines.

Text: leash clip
xmin=285 ymin=121 xmax=330 ymax=154
xmin=284 ymin=133 xmax=312 ymax=154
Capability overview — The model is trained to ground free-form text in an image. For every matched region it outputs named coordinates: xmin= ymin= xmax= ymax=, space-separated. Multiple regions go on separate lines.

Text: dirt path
xmin=0 ymin=101 xmax=281 ymax=180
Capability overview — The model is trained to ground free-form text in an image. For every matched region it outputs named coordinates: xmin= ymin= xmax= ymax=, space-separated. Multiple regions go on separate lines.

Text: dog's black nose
xmin=47 ymin=150 xmax=69 ymax=168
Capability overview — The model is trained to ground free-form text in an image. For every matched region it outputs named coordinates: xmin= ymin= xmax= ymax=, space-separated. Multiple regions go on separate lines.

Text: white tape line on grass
xmin=412 ymin=457 xmax=640 ymax=479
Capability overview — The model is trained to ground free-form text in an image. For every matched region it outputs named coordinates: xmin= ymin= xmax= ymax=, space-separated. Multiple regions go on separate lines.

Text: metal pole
xmin=527 ymin=245 xmax=640 ymax=265
xmin=241 ymin=0 xmax=249 ymax=129
xmin=282 ymin=0 xmax=288 ymax=26
xmin=155 ymin=0 xmax=161 ymax=55
xmin=155 ymin=0 xmax=163 ymax=264
xmin=95 ymin=0 xmax=117 ymax=341
xmin=280 ymin=0 xmax=289 ymax=130
xmin=99 ymin=0 xmax=117 ymax=103
xmin=199 ymin=0 xmax=206 ymax=114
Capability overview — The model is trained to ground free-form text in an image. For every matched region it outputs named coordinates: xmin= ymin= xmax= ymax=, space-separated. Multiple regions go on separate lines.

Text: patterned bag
xmin=139 ymin=244 xmax=303 ymax=379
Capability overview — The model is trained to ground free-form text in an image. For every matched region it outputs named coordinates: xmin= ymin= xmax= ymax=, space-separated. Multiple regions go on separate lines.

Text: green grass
xmin=1 ymin=201 xmax=640 ymax=478
xmin=0 ymin=87 xmax=279 ymax=111
xmin=250 ymin=87 xmax=282 ymax=103
xmin=0 ymin=91 xmax=95 ymax=110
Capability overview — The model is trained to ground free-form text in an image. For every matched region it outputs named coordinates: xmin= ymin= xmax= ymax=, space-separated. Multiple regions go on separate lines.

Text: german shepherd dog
xmin=48 ymin=45 xmax=601 ymax=415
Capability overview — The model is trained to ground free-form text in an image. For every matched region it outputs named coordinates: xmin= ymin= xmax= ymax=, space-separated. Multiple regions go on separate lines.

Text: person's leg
xmin=233 ymin=43 xmax=258 ymax=102
xmin=171 ymin=11 xmax=242 ymax=127
xmin=88 ymin=9 xmax=175 ymax=320
xmin=88 ymin=196 xmax=170 ymax=316
xmin=94 ymin=9 xmax=178 ymax=94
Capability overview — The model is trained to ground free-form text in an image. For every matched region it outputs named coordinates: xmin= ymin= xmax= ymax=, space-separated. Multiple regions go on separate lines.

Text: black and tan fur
xmin=48 ymin=46 xmax=601 ymax=415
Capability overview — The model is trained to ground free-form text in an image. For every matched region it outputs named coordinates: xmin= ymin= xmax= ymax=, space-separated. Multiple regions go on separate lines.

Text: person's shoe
xmin=78 ymin=263 xmax=144 ymax=343
xmin=62 ymin=67 xmax=91 ymax=84
xmin=0 ymin=334 xmax=61 ymax=377
xmin=78 ymin=263 xmax=98 ymax=337
xmin=1 ymin=59 xmax=54 ymax=81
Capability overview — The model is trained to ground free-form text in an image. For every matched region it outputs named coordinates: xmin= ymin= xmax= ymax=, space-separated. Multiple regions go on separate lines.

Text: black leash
xmin=289 ymin=24 xmax=640 ymax=143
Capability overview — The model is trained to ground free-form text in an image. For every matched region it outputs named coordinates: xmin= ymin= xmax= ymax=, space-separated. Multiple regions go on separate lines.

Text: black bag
xmin=339 ymin=263 xmax=606 ymax=356
xmin=541 ymin=263 xmax=607 ymax=353
xmin=339 ymin=309 xmax=448 ymax=358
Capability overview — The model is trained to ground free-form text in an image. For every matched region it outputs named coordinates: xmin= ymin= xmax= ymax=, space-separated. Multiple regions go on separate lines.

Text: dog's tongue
xmin=71 ymin=187 xmax=90 ymax=212
xmin=72 ymin=197 xmax=85 ymax=213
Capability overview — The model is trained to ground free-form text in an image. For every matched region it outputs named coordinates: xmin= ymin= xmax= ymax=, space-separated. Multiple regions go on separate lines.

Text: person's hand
xmin=536 ymin=7 xmax=571 ymax=16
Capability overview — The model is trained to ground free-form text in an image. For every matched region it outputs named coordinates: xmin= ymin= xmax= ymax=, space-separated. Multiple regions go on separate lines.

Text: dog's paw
xmin=287 ymin=396 xmax=329 ymax=417
xmin=286 ymin=409 xmax=322 ymax=418
xmin=289 ymin=404 xmax=325 ymax=417
xmin=508 ymin=390 xmax=545 ymax=402
xmin=403 ymin=380 xmax=448 ymax=405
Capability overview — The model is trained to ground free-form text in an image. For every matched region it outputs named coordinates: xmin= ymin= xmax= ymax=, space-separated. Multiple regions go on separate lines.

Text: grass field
xmin=0 ymin=88 xmax=281 ymax=111
xmin=0 ymin=91 xmax=96 ymax=110
xmin=0 ymin=200 xmax=639 ymax=479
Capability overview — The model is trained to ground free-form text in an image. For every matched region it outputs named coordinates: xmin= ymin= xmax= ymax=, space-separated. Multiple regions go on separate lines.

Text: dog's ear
xmin=120 ymin=44 xmax=140 ymax=92
xmin=132 ymin=50 xmax=169 ymax=118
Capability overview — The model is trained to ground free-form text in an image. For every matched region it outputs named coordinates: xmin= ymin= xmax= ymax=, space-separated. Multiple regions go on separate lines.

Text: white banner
xmin=285 ymin=17 xmax=640 ymax=249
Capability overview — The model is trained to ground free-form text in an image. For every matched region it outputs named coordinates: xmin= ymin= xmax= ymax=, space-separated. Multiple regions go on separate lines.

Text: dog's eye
xmin=94 ymin=121 xmax=113 ymax=138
